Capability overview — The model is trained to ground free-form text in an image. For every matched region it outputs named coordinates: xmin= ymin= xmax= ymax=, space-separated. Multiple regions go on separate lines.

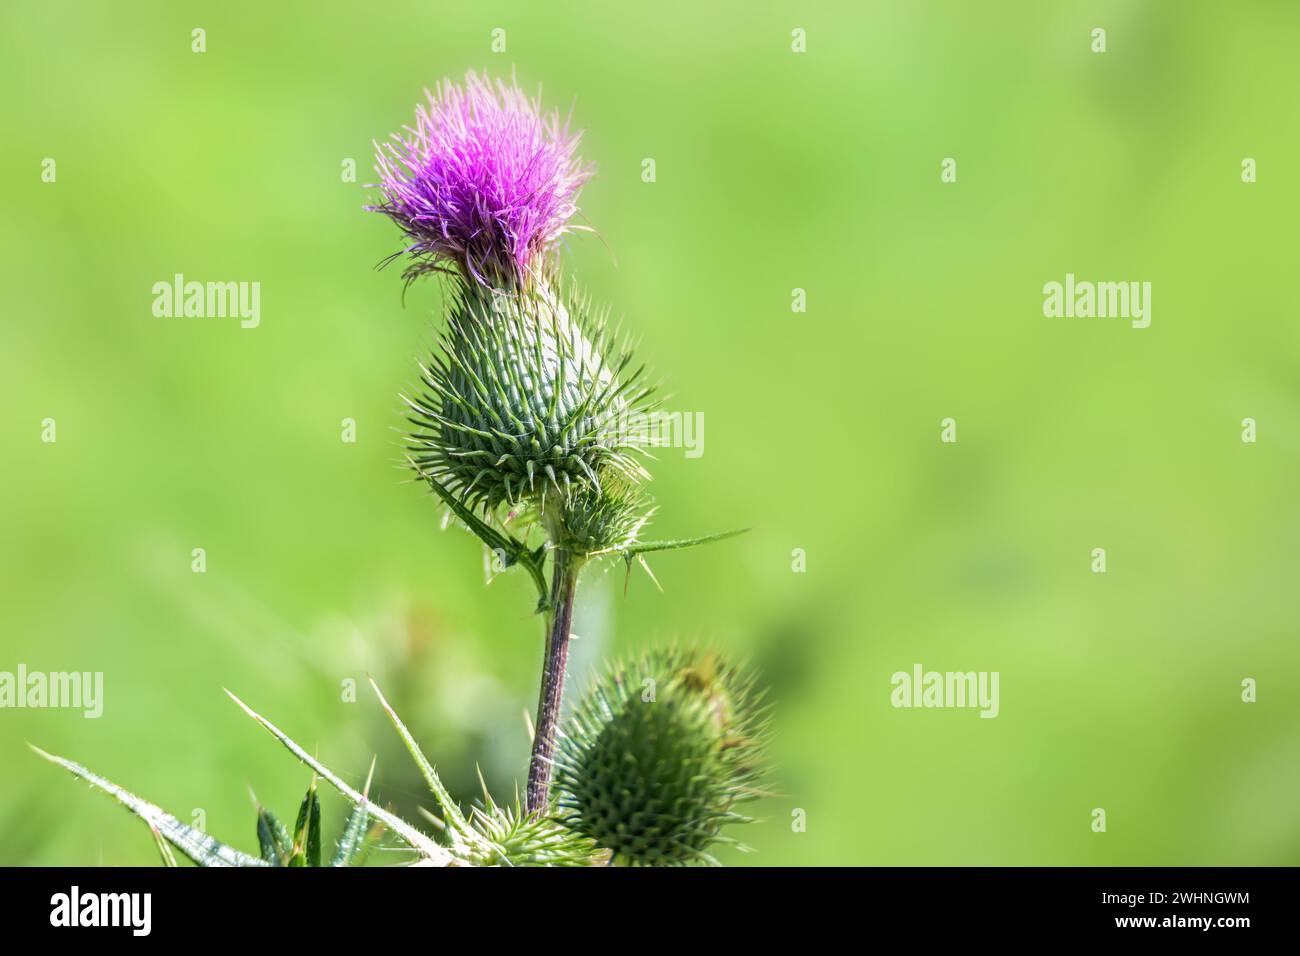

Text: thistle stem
xmin=526 ymin=548 xmax=579 ymax=813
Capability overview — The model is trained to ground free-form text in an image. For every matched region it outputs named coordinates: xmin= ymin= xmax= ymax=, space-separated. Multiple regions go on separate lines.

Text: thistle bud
xmin=553 ymin=648 xmax=769 ymax=866
xmin=405 ymin=278 xmax=653 ymax=515
xmin=550 ymin=478 xmax=653 ymax=559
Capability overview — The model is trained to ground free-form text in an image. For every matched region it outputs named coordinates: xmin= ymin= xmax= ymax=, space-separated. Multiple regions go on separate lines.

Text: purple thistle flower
xmin=370 ymin=71 xmax=592 ymax=288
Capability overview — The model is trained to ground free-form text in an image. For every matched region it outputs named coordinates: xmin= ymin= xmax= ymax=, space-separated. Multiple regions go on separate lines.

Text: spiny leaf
xmin=255 ymin=804 xmax=292 ymax=866
xmin=331 ymin=757 xmax=377 ymax=867
xmin=31 ymin=745 xmax=268 ymax=868
xmin=289 ymin=778 xmax=321 ymax=867
xmin=368 ymin=677 xmax=468 ymax=835
xmin=330 ymin=805 xmax=371 ymax=868
xmin=357 ymin=820 xmax=387 ymax=863
xmin=616 ymin=527 xmax=750 ymax=558
xmin=413 ymin=453 xmax=513 ymax=554
xmin=408 ymin=454 xmax=549 ymax=605
xmin=613 ymin=528 xmax=748 ymax=594
xmin=224 ymin=690 xmax=456 ymax=865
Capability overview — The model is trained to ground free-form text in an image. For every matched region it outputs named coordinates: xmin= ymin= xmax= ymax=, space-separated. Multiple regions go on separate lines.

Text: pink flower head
xmin=370 ymin=71 xmax=592 ymax=287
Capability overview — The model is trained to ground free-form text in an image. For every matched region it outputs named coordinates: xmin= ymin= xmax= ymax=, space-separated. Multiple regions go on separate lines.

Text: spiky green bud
xmin=553 ymin=648 xmax=769 ymax=866
xmin=406 ymin=278 xmax=653 ymax=515
xmin=548 ymin=478 xmax=653 ymax=559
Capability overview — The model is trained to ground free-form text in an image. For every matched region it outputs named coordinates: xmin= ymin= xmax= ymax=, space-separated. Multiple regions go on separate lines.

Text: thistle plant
xmin=35 ymin=70 xmax=766 ymax=867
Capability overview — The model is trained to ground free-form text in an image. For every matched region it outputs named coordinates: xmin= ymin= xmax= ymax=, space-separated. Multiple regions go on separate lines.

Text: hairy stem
xmin=526 ymin=548 xmax=579 ymax=813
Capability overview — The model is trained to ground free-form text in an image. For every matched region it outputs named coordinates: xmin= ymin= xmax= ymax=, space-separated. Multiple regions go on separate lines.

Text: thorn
xmin=27 ymin=742 xmax=55 ymax=762
xmin=367 ymin=675 xmax=392 ymax=712
xmin=224 ymin=688 xmax=254 ymax=719
xmin=522 ymin=708 xmax=535 ymax=745
xmin=363 ymin=755 xmax=377 ymax=799
xmin=638 ymin=555 xmax=664 ymax=592
xmin=416 ymin=806 xmax=447 ymax=831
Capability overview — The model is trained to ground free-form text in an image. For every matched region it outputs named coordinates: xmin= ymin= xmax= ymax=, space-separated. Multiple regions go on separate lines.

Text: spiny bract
xmin=553 ymin=647 xmax=769 ymax=866
xmin=447 ymin=799 xmax=609 ymax=867
xmin=405 ymin=277 xmax=654 ymax=515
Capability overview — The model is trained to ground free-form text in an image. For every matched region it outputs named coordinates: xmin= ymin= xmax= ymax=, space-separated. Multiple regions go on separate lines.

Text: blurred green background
xmin=2 ymin=0 xmax=1297 ymax=866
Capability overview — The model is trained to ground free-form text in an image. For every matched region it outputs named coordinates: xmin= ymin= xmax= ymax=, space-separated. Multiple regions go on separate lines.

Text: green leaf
xmin=330 ymin=757 xmax=376 ymax=867
xmin=330 ymin=802 xmax=370 ymax=868
xmin=289 ymin=778 xmax=321 ymax=867
xmin=408 ymin=455 xmax=549 ymax=605
xmin=368 ymin=677 xmax=468 ymax=836
xmin=255 ymin=804 xmax=292 ymax=866
xmin=608 ymin=528 xmax=749 ymax=594
xmin=617 ymin=527 xmax=750 ymax=558
xmin=224 ymin=690 xmax=456 ymax=865
xmin=31 ymin=744 xmax=267 ymax=868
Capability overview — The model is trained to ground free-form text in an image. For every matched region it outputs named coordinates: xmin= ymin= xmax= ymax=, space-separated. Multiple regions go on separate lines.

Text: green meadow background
xmin=2 ymin=1 xmax=1297 ymax=866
